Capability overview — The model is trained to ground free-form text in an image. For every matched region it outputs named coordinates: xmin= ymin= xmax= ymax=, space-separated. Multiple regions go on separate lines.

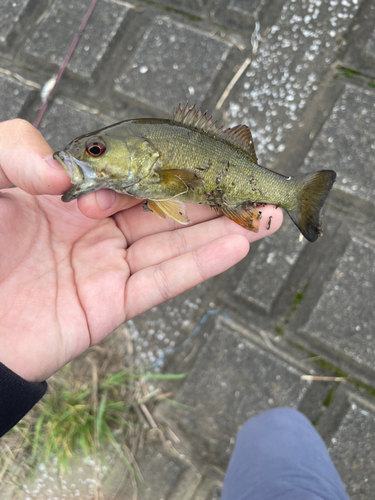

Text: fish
xmin=53 ymin=103 xmax=336 ymax=242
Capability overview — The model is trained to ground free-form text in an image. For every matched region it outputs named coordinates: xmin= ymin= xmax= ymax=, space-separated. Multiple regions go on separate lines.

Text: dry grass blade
xmin=0 ymin=68 xmax=41 ymax=89
xmin=139 ymin=403 xmax=157 ymax=429
xmin=216 ymin=57 xmax=251 ymax=110
xmin=301 ymin=375 xmax=347 ymax=382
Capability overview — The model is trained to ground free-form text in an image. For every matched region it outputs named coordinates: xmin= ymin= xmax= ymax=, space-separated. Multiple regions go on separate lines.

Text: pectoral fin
xmin=221 ymin=205 xmax=260 ymax=232
xmin=148 ymin=199 xmax=191 ymax=224
xmin=156 ymin=169 xmax=204 ymax=193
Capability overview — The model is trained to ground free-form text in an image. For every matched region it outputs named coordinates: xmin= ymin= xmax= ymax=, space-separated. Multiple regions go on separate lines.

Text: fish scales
xmin=118 ymin=120 xmax=286 ymax=206
xmin=53 ymin=104 xmax=336 ymax=242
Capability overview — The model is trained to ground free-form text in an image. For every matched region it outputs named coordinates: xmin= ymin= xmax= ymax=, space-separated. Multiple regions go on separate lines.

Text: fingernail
xmin=45 ymin=154 xmax=64 ymax=170
xmin=96 ymin=189 xmax=116 ymax=211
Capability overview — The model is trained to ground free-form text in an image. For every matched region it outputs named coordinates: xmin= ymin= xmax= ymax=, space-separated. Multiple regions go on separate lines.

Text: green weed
xmin=0 ymin=345 xmax=187 ymax=493
xmin=275 ymin=284 xmax=309 ymax=335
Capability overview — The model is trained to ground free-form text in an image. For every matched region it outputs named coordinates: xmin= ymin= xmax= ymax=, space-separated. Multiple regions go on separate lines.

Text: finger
xmin=115 ymin=202 xmax=219 ymax=246
xmin=126 ymin=205 xmax=283 ymax=274
xmin=77 ymin=189 xmax=218 ymax=233
xmin=76 ymin=189 xmax=142 ymax=219
xmin=0 ymin=119 xmax=71 ymax=194
xmin=124 ymin=234 xmax=250 ymax=320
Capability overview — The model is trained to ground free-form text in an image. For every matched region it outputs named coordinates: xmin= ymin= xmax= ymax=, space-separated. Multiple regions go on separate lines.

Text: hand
xmin=0 ymin=119 xmax=282 ymax=382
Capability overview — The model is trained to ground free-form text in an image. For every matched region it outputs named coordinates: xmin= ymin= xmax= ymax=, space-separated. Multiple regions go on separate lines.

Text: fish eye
xmin=86 ymin=138 xmax=106 ymax=157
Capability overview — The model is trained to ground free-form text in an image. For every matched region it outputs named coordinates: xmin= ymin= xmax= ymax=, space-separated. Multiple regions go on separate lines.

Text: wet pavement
xmin=1 ymin=0 xmax=375 ymax=498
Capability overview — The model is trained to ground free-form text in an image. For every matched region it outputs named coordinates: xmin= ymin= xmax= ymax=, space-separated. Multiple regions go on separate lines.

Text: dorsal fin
xmin=172 ymin=103 xmax=258 ymax=164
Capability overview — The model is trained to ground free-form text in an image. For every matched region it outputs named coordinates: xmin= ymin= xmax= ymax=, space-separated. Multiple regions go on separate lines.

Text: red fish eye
xmin=86 ymin=139 xmax=106 ymax=157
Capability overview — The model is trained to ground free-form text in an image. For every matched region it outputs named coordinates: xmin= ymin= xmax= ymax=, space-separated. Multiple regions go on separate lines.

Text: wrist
xmin=0 ymin=344 xmax=43 ymax=383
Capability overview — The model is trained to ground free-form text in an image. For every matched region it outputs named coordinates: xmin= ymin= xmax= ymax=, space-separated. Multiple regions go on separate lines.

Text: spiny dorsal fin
xmin=172 ymin=103 xmax=258 ymax=164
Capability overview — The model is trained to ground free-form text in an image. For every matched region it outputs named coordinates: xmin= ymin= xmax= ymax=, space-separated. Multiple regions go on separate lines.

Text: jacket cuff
xmin=0 ymin=362 xmax=47 ymax=437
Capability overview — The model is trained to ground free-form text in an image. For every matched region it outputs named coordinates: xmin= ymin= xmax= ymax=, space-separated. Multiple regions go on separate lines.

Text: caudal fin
xmin=286 ymin=170 xmax=336 ymax=242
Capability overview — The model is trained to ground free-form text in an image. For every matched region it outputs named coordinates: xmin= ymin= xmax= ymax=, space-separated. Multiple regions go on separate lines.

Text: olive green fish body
xmin=119 ymin=121 xmax=286 ymax=205
xmin=54 ymin=104 xmax=336 ymax=242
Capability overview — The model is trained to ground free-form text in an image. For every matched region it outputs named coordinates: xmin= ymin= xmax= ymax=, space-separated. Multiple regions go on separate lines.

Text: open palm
xmin=0 ymin=120 xmax=282 ymax=382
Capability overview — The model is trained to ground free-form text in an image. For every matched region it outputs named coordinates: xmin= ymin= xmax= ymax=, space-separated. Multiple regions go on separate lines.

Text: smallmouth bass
xmin=54 ymin=104 xmax=336 ymax=242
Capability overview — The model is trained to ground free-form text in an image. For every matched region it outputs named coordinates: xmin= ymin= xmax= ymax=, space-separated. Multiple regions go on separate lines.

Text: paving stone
xmin=1 ymin=0 xmax=374 ymax=494
xmin=115 ymin=16 xmax=231 ymax=113
xmin=134 ymin=443 xmax=186 ymax=500
xmin=364 ymin=29 xmax=375 ymax=57
xmin=0 ymin=0 xmax=31 ymax=45
xmin=153 ymin=0 xmax=205 ymax=17
xmin=342 ymin=3 xmax=375 ymax=78
xmin=302 ymin=85 xmax=375 ymax=205
xmin=233 ymin=215 xmax=306 ymax=313
xmin=192 ymin=467 xmax=224 ymax=500
xmin=38 ymin=98 xmax=109 ymax=151
xmin=11 ymin=448 xmax=120 ymax=500
xmin=303 ymin=237 xmax=375 ymax=372
xmin=126 ymin=282 xmax=214 ymax=370
xmin=225 ymin=0 xmax=361 ymax=164
xmin=329 ymin=400 xmax=375 ymax=500
xmin=25 ymin=0 xmax=129 ymax=78
xmin=228 ymin=0 xmax=263 ymax=16
xmin=168 ymin=465 xmax=202 ymax=500
xmin=0 ymin=73 xmax=35 ymax=121
xmin=157 ymin=318 xmax=310 ymax=465
xmin=194 ymin=484 xmax=222 ymax=500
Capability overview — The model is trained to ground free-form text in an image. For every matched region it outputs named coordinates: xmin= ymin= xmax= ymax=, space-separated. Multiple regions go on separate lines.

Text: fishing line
xmin=34 ymin=0 xmax=99 ymax=128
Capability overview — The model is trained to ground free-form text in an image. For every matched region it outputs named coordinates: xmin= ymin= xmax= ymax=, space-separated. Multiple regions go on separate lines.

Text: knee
xmin=239 ymin=407 xmax=312 ymax=437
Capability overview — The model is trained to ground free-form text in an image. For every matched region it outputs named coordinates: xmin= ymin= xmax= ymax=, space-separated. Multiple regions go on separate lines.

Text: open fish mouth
xmin=53 ymin=150 xmax=103 ymax=202
xmin=53 ymin=151 xmax=99 ymax=184
xmin=61 ymin=180 xmax=107 ymax=202
xmin=53 ymin=151 xmax=77 ymax=178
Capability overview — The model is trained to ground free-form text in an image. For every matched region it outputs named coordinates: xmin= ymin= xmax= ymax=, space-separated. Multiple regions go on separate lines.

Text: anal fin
xmin=221 ymin=205 xmax=260 ymax=232
xmin=148 ymin=199 xmax=191 ymax=224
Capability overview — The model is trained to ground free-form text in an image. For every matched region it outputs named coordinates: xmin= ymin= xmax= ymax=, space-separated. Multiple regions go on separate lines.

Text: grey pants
xmin=221 ymin=408 xmax=349 ymax=500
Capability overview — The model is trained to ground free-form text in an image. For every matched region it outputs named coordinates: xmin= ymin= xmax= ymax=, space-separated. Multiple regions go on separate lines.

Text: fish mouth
xmin=61 ymin=181 xmax=106 ymax=202
xmin=53 ymin=150 xmax=101 ymax=202
xmin=53 ymin=150 xmax=101 ymax=184
xmin=54 ymin=150 xmax=143 ymax=203
xmin=53 ymin=151 xmax=74 ymax=176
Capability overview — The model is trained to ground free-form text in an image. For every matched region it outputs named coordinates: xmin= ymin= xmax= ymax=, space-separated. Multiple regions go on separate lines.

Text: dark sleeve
xmin=0 ymin=362 xmax=47 ymax=437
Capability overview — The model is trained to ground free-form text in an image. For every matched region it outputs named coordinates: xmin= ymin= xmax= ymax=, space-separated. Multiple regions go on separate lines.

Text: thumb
xmin=0 ymin=119 xmax=72 ymax=195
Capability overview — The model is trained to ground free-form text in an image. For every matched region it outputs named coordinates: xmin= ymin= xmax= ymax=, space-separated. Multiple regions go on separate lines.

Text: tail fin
xmin=285 ymin=170 xmax=336 ymax=242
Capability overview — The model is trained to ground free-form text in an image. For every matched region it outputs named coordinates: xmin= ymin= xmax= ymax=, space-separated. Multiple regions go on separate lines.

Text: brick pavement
xmin=1 ymin=0 xmax=375 ymax=498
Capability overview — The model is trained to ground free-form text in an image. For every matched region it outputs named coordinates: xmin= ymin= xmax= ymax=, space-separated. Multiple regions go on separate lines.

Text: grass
xmin=290 ymin=284 xmax=309 ymax=313
xmin=336 ymin=66 xmax=363 ymax=79
xmin=28 ymin=367 xmax=163 ymax=471
xmin=274 ymin=284 xmax=309 ymax=335
xmin=137 ymin=0 xmax=202 ymax=22
xmin=336 ymin=65 xmax=375 ymax=89
xmin=0 ymin=327 xmax=187 ymax=497
xmin=322 ymin=386 xmax=338 ymax=408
